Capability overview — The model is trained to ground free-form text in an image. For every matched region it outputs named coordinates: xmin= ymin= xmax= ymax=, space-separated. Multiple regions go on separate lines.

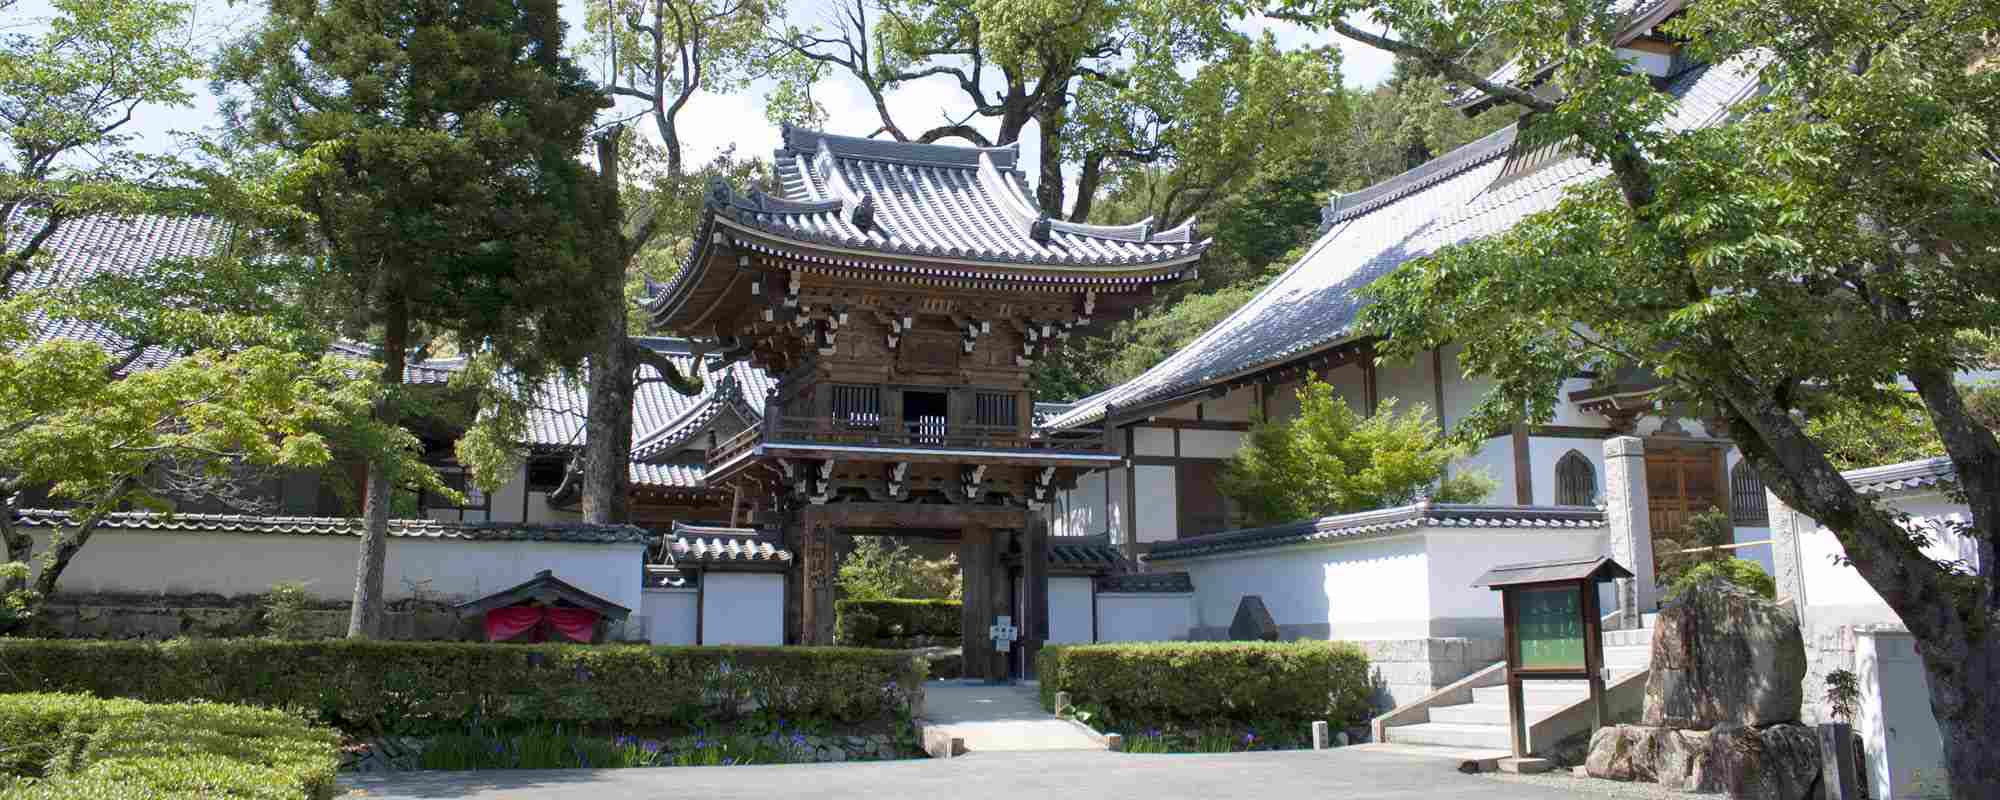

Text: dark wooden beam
xmin=802 ymin=502 xmax=1027 ymax=530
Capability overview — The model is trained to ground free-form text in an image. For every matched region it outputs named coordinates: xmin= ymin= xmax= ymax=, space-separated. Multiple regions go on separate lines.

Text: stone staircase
xmin=1380 ymin=615 xmax=1655 ymax=754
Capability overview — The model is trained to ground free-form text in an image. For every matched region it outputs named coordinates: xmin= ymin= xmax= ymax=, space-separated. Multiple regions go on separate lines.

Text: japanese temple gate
xmin=646 ymin=126 xmax=1208 ymax=678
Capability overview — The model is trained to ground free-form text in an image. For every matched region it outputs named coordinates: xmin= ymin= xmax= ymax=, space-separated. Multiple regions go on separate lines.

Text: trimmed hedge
xmin=1037 ymin=642 xmax=1373 ymax=729
xmin=0 ymin=693 xmax=340 ymax=799
xmin=833 ymin=599 xmax=960 ymax=646
xmin=0 ymin=639 xmax=926 ymax=735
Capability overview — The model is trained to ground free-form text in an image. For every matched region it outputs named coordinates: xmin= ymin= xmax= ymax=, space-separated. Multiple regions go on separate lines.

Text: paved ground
xmin=920 ymin=680 xmax=1101 ymax=753
xmin=341 ymin=746 xmax=1608 ymax=799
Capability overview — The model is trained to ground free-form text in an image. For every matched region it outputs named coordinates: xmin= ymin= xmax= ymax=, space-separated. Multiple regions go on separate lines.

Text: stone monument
xmin=1585 ymin=578 xmax=1821 ymax=800
xmin=1229 ymin=595 xmax=1280 ymax=641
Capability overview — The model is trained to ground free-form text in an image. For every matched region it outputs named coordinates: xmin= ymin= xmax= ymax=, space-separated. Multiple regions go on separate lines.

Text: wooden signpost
xmin=1473 ymin=556 xmax=1634 ymax=758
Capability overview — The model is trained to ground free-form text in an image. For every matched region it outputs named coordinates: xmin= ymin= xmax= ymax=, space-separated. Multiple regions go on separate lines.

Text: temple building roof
xmin=521 ymin=337 xmax=773 ymax=456
xmin=1043 ymin=57 xmax=1762 ymax=431
xmin=648 ymin=127 xmax=1209 ymax=330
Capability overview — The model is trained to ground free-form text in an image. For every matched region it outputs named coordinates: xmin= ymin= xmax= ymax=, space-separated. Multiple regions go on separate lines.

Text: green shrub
xmin=0 ymin=639 xmax=927 ymax=736
xmin=834 ymin=599 xmax=959 ymax=645
xmin=261 ymin=582 xmax=314 ymax=640
xmin=1037 ymin=642 xmax=1373 ymax=730
xmin=835 ymin=539 xmax=960 ymax=601
xmin=0 ymin=693 xmax=339 ymax=799
xmin=1666 ymin=558 xmax=1776 ymax=600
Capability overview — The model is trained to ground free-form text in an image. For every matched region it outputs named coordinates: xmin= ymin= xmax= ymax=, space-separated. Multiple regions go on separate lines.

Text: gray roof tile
xmin=13 ymin=509 xmax=650 ymax=544
xmin=666 ymin=522 xmax=792 ymax=565
xmin=1096 ymin=572 xmax=1194 ymax=593
xmin=1843 ymin=456 xmax=1958 ymax=496
xmin=1145 ymin=503 xmax=1607 ymax=561
xmin=1044 ymin=58 xmax=1762 ymax=431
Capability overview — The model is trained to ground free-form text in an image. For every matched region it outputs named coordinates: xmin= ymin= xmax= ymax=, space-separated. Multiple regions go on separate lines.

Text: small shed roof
xmin=454 ymin=570 xmax=632 ymax=620
xmin=1471 ymin=556 xmax=1633 ymax=589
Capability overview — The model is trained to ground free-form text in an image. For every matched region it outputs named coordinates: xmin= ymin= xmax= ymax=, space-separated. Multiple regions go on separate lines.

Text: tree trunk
xmin=1069 ymin=151 xmax=1105 ymax=223
xmin=348 ymin=296 xmax=408 ymax=639
xmin=581 ymin=131 xmax=639 ymax=526
xmin=1034 ymin=105 xmax=1068 ymax=216
xmin=1926 ymin=634 xmax=2000 ymax=800
xmin=26 ymin=476 xmax=135 ymax=602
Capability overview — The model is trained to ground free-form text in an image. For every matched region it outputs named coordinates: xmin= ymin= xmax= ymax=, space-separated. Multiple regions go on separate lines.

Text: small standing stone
xmin=1229 ymin=595 xmax=1280 ymax=641
xmin=1335 ymin=731 xmax=1349 ymax=747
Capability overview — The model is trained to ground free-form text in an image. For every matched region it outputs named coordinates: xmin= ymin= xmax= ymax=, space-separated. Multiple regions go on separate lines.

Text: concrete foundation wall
xmin=1351 ymin=637 xmax=1507 ymax=711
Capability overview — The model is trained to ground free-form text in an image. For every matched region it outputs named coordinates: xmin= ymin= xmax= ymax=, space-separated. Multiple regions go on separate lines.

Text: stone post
xmin=1766 ymin=488 xmax=1810 ymax=611
xmin=1312 ymin=721 xmax=1331 ymax=750
xmin=1603 ymin=436 xmax=1656 ymax=628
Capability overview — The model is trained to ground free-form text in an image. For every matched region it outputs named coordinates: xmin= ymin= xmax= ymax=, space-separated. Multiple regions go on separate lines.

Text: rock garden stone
xmin=1658 ymin=729 xmax=1724 ymax=793
xmin=1585 ymin=724 xmax=1667 ymax=781
xmin=1229 ymin=595 xmax=1280 ymax=641
xmin=1709 ymin=724 xmax=1822 ymax=800
xmin=1643 ymin=578 xmax=1807 ymax=730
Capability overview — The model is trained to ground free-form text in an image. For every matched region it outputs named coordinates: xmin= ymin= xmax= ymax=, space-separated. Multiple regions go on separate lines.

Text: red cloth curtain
xmin=545 ymin=608 xmax=600 ymax=643
xmin=485 ymin=606 xmax=544 ymax=642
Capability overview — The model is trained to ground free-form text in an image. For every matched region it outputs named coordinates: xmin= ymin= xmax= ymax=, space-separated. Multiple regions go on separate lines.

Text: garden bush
xmin=0 ymin=639 xmax=926 ymax=736
xmin=0 ymin=693 xmax=340 ymax=799
xmin=1037 ymin=641 xmax=1372 ymax=730
xmin=833 ymin=599 xmax=960 ymax=646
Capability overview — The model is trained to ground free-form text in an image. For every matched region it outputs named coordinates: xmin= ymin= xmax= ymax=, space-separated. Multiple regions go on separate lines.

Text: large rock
xmin=1659 ymin=729 xmax=1725 ymax=793
xmin=1709 ymin=723 xmax=1822 ymax=800
xmin=1643 ymin=578 xmax=1807 ymax=730
xmin=1228 ymin=595 xmax=1279 ymax=641
xmin=1584 ymin=724 xmax=1668 ymax=781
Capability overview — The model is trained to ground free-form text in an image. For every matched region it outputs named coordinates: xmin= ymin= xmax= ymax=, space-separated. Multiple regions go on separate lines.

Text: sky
xmin=10 ymin=0 xmax=1399 ymax=204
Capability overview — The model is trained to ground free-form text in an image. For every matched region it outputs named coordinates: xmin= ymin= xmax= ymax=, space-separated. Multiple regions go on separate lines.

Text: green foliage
xmin=1804 ymin=392 xmax=1946 ymax=471
xmin=1666 ymin=559 xmax=1776 ymax=601
xmin=833 ymin=599 xmax=962 ymax=647
xmin=1219 ymin=376 xmax=1492 ymax=524
xmin=262 ymin=583 xmax=314 ymax=641
xmin=1037 ymin=641 xmax=1373 ymax=731
xmin=834 ymin=539 xmax=961 ymax=602
xmin=0 ymin=693 xmax=339 ymax=800
xmin=1823 ymin=668 xmax=1860 ymax=723
xmin=0 ymin=639 xmax=927 ymax=735
xmin=417 ymin=722 xmax=834 ymax=770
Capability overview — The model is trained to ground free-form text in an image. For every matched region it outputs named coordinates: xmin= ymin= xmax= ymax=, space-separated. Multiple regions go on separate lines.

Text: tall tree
xmin=218 ymin=0 xmax=613 ymax=637
xmin=1268 ymin=0 xmax=2000 ymax=793
xmin=769 ymin=0 xmax=1328 ymax=223
xmin=0 ymin=0 xmax=202 ymax=283
xmin=570 ymin=0 xmax=775 ymax=525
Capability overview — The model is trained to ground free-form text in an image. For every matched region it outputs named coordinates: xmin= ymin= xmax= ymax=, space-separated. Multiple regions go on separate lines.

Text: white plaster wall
xmin=31 ymin=528 xmax=644 ymax=612
xmin=1857 ymin=630 xmax=1951 ymax=800
xmin=642 ymin=588 xmax=699 ymax=645
xmin=1324 ymin=362 xmax=1367 ymax=411
xmin=1423 ymin=530 xmax=1611 ymax=639
xmin=1732 ymin=526 xmax=1774 ymax=575
xmin=1456 ymin=436 xmax=1513 ymax=505
xmin=1548 ymin=378 xmax=1606 ymax=427
xmin=1049 ymin=576 xmax=1095 ymax=644
xmin=1439 ymin=346 xmax=1498 ymax=429
xmin=1529 ymin=437 xmax=1606 ymax=506
xmin=1268 ymin=380 xmax=1303 ymax=422
xmin=1056 ymin=470 xmax=1108 ymax=537
xmin=701 ymin=572 xmax=785 ymax=645
xmin=1133 ymin=465 xmax=1178 ymax=543
xmin=1373 ymin=354 xmax=1436 ymax=422
xmin=1133 ymin=427 xmax=1176 ymax=456
xmin=1798 ymin=494 xmax=1968 ymax=624
xmin=1179 ymin=429 xmax=1242 ymax=459
xmin=1175 ymin=534 xmax=1432 ymax=639
xmin=1104 ymin=466 xmax=1136 ymax=548
xmin=1202 ymin=385 xmax=1257 ymax=423
xmin=1095 ymin=593 xmax=1195 ymax=642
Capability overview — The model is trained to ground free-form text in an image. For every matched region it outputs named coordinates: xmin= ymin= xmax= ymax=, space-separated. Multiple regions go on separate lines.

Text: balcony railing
xmin=708 ymin=414 xmax=1107 ymax=470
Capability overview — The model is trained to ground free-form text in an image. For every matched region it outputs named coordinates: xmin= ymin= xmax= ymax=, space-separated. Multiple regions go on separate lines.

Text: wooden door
xmin=1644 ymin=446 xmax=1723 ymax=539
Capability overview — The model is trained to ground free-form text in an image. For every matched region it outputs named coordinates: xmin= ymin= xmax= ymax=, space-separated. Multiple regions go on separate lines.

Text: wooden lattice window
xmin=974 ymin=391 xmax=1018 ymax=428
xmin=831 ymin=384 xmax=881 ymax=430
xmin=1555 ymin=450 xmax=1598 ymax=506
xmin=1731 ymin=460 xmax=1769 ymax=524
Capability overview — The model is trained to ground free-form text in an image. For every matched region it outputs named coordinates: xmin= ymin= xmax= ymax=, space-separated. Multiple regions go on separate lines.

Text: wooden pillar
xmin=802 ymin=519 xmax=836 ymax=645
xmin=1361 ymin=349 xmax=1379 ymax=416
xmin=782 ymin=510 xmax=803 ymax=645
xmin=1021 ymin=516 xmax=1050 ymax=678
xmin=959 ymin=524 xmax=995 ymax=679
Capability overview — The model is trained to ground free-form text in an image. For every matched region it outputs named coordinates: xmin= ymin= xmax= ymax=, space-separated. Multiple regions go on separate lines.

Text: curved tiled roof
xmin=522 ymin=338 xmax=774 ymax=453
xmin=629 ymin=461 xmax=707 ymax=490
xmin=13 ymin=509 xmax=650 ymax=544
xmin=665 ymin=523 xmax=792 ymax=566
xmin=7 ymin=214 xmax=226 ymax=371
xmin=1843 ymin=457 xmax=1958 ymax=496
xmin=1044 ymin=58 xmax=1762 ymax=431
xmin=731 ymin=126 xmax=1206 ymax=268
xmin=1096 ymin=572 xmax=1194 ymax=593
xmin=1145 ymin=503 xmax=1606 ymax=561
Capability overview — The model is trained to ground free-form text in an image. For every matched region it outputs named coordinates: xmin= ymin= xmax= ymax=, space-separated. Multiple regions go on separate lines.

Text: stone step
xmin=1602 ymin=628 xmax=1656 ymax=648
xmin=1472 ymin=681 xmax=1592 ymax=706
xmin=1602 ymin=644 xmax=1653 ymax=668
xmin=1429 ymin=702 xmax=1569 ymax=726
xmin=1381 ymin=722 xmax=1512 ymax=751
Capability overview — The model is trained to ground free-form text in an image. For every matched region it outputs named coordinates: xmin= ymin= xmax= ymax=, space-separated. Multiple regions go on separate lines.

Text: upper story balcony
xmin=706 ymin=411 xmax=1111 ymax=478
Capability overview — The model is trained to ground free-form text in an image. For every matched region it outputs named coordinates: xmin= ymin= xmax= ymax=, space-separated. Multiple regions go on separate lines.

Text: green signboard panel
xmin=1516 ymin=586 xmax=1585 ymax=671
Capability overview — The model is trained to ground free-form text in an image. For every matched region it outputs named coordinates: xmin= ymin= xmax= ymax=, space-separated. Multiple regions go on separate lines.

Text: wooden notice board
xmin=1515 ymin=585 xmax=1586 ymax=672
